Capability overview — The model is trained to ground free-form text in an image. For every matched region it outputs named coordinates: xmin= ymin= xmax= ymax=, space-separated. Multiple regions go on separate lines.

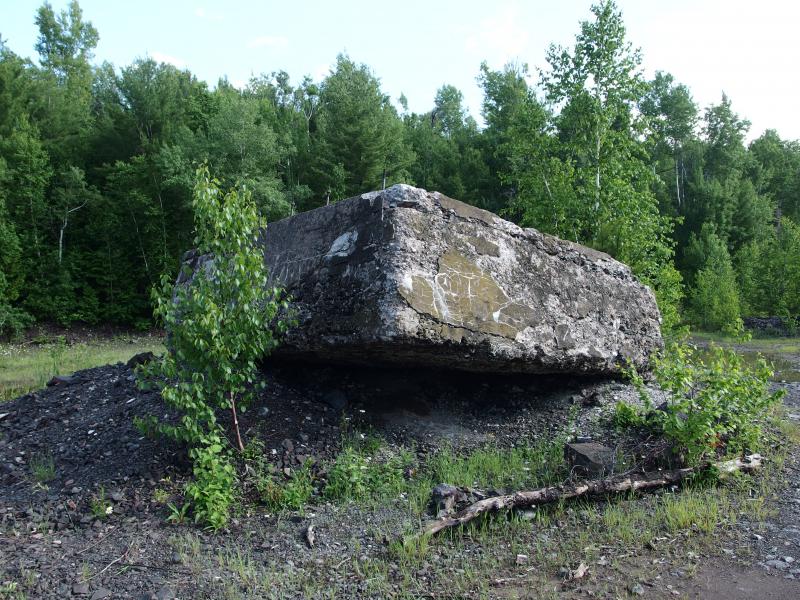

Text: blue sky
xmin=3 ymin=0 xmax=799 ymax=140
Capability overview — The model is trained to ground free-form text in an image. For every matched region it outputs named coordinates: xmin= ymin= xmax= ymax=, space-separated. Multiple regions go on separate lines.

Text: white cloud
xmin=150 ymin=51 xmax=187 ymax=69
xmin=464 ymin=5 xmax=530 ymax=67
xmin=247 ymin=35 xmax=289 ymax=50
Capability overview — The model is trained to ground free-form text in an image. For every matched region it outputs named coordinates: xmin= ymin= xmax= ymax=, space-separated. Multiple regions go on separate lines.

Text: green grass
xmin=139 ymin=418 xmax=798 ymax=599
xmin=691 ymin=332 xmax=800 ymax=382
xmin=691 ymin=331 xmax=800 ymax=354
xmin=0 ymin=333 xmax=164 ymax=401
xmin=29 ymin=450 xmax=55 ymax=484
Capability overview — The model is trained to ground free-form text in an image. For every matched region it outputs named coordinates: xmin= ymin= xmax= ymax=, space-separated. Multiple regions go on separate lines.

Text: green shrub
xmin=0 ymin=300 xmax=33 ymax=340
xmin=686 ymin=224 xmax=741 ymax=332
xmin=620 ymin=342 xmax=784 ymax=464
xmin=142 ymin=165 xmax=289 ymax=529
xmin=323 ymin=443 xmax=411 ymax=504
xmin=243 ymin=440 xmax=314 ymax=511
xmin=690 ymin=265 xmax=742 ymax=333
xmin=262 ymin=464 xmax=314 ymax=511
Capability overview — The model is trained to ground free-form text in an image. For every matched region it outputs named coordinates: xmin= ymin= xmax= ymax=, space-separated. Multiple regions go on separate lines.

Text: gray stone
xmin=431 ymin=483 xmax=468 ymax=514
xmin=90 ymin=589 xmax=112 ymax=600
xmin=155 ymin=586 xmax=176 ymax=600
xmin=126 ymin=351 xmax=156 ymax=369
xmin=181 ymin=185 xmax=662 ymax=375
xmin=564 ymin=442 xmax=616 ymax=477
xmin=766 ymin=559 xmax=791 ymax=571
xmin=47 ymin=374 xmax=77 ymax=387
xmin=72 ymin=582 xmax=89 ymax=595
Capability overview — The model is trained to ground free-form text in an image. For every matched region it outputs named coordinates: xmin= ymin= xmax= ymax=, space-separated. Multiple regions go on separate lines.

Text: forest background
xmin=1 ymin=0 xmax=799 ymax=337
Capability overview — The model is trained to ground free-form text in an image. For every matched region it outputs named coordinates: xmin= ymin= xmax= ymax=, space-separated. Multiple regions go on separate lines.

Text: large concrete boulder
xmin=255 ymin=185 xmax=662 ymax=375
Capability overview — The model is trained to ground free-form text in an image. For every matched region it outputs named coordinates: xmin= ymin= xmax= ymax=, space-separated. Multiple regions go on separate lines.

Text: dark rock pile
xmin=743 ymin=315 xmax=799 ymax=337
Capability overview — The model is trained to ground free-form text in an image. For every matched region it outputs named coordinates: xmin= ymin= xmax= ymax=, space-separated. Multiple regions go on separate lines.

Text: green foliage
xmin=166 ymin=501 xmax=191 ymax=525
xmin=389 ymin=534 xmax=431 ymax=567
xmin=29 ymin=450 xmax=55 ymax=484
xmin=1 ymin=0 xmax=799 ymax=341
xmin=142 ymin=165 xmax=289 ymax=528
xmin=686 ymin=224 xmax=742 ymax=332
xmin=242 ymin=440 xmax=313 ymax=511
xmin=404 ymin=84 xmax=488 ymax=207
xmin=311 ymin=54 xmax=414 ymax=202
xmin=620 ymin=343 xmax=784 ymax=464
xmin=612 ymin=400 xmax=646 ymax=429
xmin=499 ymin=1 xmax=684 ymax=329
xmin=89 ymin=486 xmax=112 ymax=519
xmin=263 ymin=464 xmax=314 ymax=512
xmin=736 ymin=218 xmax=800 ymax=316
xmin=424 ymin=439 xmax=568 ymax=491
xmin=323 ymin=442 xmax=411 ymax=504
xmin=184 ymin=442 xmax=236 ymax=530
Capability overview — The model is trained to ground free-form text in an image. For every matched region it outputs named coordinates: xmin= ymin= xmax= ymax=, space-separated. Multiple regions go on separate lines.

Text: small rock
xmin=127 ymin=351 xmax=156 ymax=369
xmin=305 ymin=523 xmax=315 ymax=548
xmin=566 ymin=562 xmax=589 ymax=581
xmin=90 ymin=589 xmax=112 ymax=600
xmin=155 ymin=586 xmax=176 ymax=600
xmin=431 ymin=484 xmax=468 ymax=514
xmin=581 ymin=391 xmax=602 ymax=407
xmin=72 ymin=582 xmax=90 ymax=595
xmin=765 ymin=559 xmax=790 ymax=571
xmin=564 ymin=442 xmax=615 ymax=477
xmin=629 ymin=583 xmax=645 ymax=596
xmin=47 ymin=374 xmax=76 ymax=387
xmin=281 ymin=439 xmax=294 ymax=453
xmin=515 ymin=554 xmax=528 ymax=565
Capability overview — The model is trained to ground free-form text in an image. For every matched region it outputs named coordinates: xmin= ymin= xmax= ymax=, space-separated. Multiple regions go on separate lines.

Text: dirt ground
xmin=1 ymin=338 xmax=799 ymax=599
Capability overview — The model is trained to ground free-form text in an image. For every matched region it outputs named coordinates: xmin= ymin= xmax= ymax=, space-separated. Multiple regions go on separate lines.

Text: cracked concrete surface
xmin=186 ymin=184 xmax=663 ymax=375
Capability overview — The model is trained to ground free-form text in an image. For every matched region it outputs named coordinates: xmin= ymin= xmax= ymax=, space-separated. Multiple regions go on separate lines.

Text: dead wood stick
xmin=423 ymin=454 xmax=763 ymax=536
xmin=86 ymin=542 xmax=133 ymax=581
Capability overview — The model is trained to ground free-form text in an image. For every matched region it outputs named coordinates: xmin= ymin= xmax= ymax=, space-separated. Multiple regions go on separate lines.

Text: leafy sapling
xmin=617 ymin=342 xmax=784 ymax=465
xmin=142 ymin=165 xmax=290 ymax=528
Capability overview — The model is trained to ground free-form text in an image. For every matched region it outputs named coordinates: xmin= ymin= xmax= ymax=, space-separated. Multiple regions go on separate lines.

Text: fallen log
xmin=423 ymin=454 xmax=763 ymax=536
